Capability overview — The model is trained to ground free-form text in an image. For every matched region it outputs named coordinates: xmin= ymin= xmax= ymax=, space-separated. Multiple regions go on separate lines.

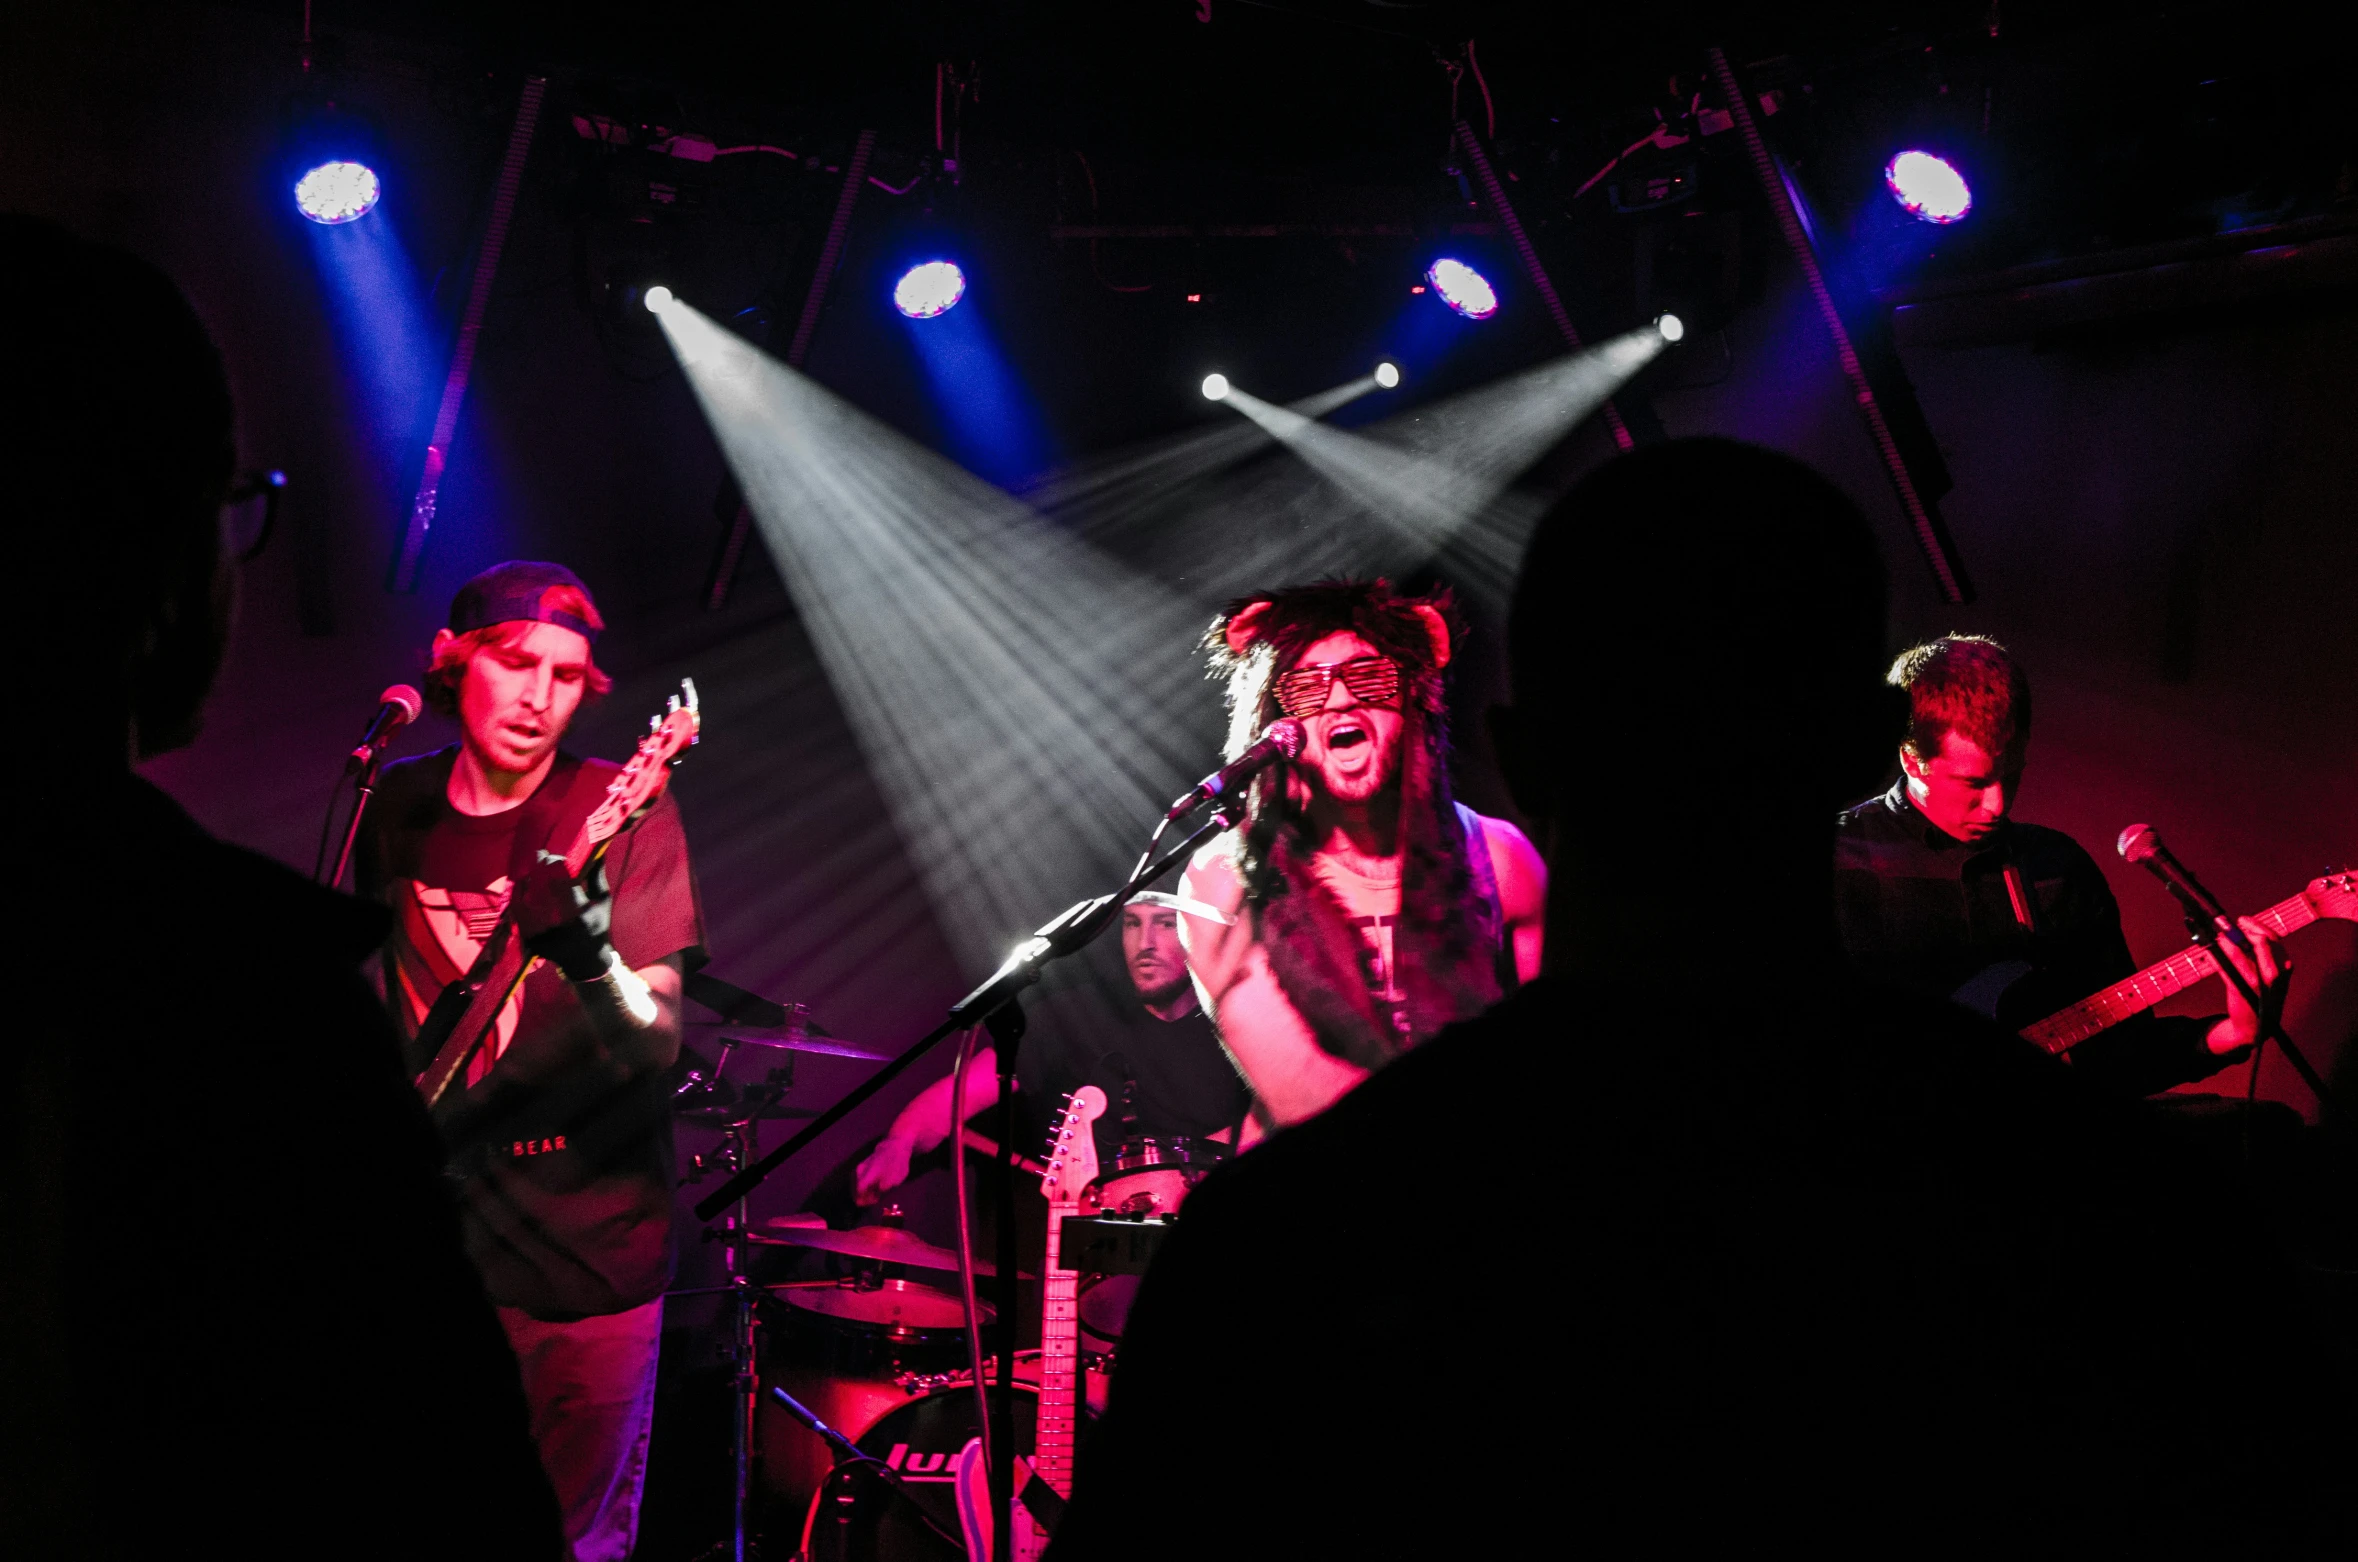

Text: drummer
xmin=855 ymin=892 xmax=1257 ymax=1205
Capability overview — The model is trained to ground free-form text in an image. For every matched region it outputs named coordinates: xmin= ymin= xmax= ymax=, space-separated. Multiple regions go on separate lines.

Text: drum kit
xmin=670 ymin=1008 xmax=1228 ymax=1560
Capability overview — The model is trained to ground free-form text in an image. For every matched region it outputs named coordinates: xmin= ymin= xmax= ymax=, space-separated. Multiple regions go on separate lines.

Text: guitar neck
xmin=2021 ymin=890 xmax=2316 ymax=1054
xmin=1032 ymin=1202 xmax=1083 ymax=1510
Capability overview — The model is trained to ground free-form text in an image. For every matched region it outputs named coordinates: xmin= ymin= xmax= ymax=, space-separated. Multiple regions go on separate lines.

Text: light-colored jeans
xmin=498 ymin=1297 xmax=664 ymax=1562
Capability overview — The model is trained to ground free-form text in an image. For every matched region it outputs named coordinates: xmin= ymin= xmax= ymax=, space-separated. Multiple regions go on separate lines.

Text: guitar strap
xmin=1997 ymin=829 xmax=2047 ymax=941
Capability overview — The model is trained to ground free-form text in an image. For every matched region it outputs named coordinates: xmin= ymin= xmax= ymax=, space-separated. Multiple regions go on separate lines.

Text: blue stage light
xmin=1884 ymin=150 xmax=1972 ymax=224
xmin=893 ymin=259 xmax=967 ymax=319
xmin=294 ymin=160 xmax=381 ymax=225
xmin=1425 ymin=258 xmax=1499 ymax=320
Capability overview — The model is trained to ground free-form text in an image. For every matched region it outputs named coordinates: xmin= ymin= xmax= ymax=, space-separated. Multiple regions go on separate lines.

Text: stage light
xmin=1655 ymin=313 xmax=1686 ymax=344
xmin=293 ymin=160 xmax=381 ymax=225
xmin=644 ymin=285 xmax=674 ymax=314
xmin=1201 ymin=373 xmax=1231 ymax=402
xmin=893 ymin=259 xmax=967 ymax=319
xmin=1373 ymin=361 xmax=1402 ymax=389
xmin=1425 ymin=258 xmax=1498 ymax=320
xmin=1884 ymin=150 xmax=1972 ymax=224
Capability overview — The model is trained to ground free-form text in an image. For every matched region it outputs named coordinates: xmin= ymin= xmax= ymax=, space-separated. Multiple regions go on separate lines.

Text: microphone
xmin=2117 ymin=823 xmax=2247 ymax=949
xmin=1165 ymin=719 xmax=1306 ymax=821
xmin=350 ymin=684 xmax=423 ymax=767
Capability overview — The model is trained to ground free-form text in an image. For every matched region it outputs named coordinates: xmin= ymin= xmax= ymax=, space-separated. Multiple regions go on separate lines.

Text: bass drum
xmin=795 ymin=1356 xmax=1107 ymax=1561
xmin=797 ymin=1382 xmax=1036 ymax=1562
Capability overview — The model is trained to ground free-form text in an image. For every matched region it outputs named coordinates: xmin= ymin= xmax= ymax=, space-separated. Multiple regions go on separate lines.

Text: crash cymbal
xmin=751 ymin=1219 xmax=1024 ymax=1277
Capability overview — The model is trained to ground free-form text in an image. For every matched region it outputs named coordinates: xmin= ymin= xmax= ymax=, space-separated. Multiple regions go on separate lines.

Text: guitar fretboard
xmin=2021 ymin=891 xmax=2316 ymax=1053
xmin=1031 ymin=1209 xmax=1081 ymax=1545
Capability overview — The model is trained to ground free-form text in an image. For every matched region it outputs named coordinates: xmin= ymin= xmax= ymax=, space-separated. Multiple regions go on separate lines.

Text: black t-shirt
xmin=1833 ymin=781 xmax=2229 ymax=1096
xmin=358 ymin=746 xmax=706 ymax=1319
xmin=1016 ymin=993 xmax=1251 ymax=1166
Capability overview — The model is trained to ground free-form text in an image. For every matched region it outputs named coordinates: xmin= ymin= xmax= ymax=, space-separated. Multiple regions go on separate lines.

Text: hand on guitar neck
xmin=2199 ymin=915 xmax=2291 ymax=1057
xmin=2002 ymin=870 xmax=2352 ymax=1059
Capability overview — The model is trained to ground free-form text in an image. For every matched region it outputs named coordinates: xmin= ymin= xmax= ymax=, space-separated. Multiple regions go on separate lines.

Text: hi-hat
xmin=682 ymin=1021 xmax=886 ymax=1062
xmin=751 ymin=1219 xmax=1025 ymax=1278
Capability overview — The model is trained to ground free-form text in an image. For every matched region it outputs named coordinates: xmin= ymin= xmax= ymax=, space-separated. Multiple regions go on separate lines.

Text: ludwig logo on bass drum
xmin=881 ymin=1443 xmax=957 ymax=1482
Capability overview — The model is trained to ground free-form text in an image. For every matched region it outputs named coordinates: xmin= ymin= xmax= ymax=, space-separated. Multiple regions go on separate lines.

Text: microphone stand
xmin=323 ymin=732 xmax=394 ymax=890
xmin=691 ymin=800 xmax=1242 ymax=1560
xmin=2167 ymin=891 xmax=2336 ymax=1112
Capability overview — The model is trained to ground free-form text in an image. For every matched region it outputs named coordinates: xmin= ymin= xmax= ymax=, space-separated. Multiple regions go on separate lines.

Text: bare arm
xmin=854 ymin=1046 xmax=1003 ymax=1204
xmin=1481 ymin=813 xmax=1548 ymax=985
xmin=1179 ymin=847 xmax=1369 ymax=1128
xmin=572 ymin=953 xmax=684 ymax=1072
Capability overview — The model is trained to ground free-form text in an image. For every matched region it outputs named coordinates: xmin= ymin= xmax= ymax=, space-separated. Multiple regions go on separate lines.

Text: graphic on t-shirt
xmin=400 ymin=873 xmax=524 ymax=1084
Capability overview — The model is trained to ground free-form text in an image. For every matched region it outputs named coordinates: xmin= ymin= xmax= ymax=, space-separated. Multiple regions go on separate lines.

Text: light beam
xmin=655 ymin=301 xmax=1219 ymax=1012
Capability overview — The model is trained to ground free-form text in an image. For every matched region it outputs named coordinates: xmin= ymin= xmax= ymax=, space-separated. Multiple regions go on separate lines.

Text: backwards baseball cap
xmin=446 ymin=560 xmax=603 ymax=644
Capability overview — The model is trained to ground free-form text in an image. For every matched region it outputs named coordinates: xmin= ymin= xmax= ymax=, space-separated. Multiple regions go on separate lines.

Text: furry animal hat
xmin=1203 ymin=578 xmax=1501 ymax=1070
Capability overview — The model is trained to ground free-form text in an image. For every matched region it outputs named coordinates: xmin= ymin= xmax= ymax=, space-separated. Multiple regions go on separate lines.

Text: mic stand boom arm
xmin=691 ymin=806 xmax=1236 ymax=1222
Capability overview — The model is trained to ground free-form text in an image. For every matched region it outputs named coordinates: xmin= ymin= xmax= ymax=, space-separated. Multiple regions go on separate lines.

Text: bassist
xmin=356 ymin=561 xmax=705 ymax=1562
xmin=1834 ymin=635 xmax=2286 ymax=1096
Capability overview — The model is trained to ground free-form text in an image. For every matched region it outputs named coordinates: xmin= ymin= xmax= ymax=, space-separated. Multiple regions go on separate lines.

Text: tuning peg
xmin=648 ymin=713 xmax=662 ymax=733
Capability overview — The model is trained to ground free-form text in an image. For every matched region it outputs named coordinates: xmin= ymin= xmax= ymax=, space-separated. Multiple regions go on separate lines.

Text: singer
xmin=1833 ymin=635 xmax=2287 ymax=1094
xmin=353 ymin=560 xmax=706 ymax=1562
xmin=1175 ymin=579 xmax=1545 ymax=1128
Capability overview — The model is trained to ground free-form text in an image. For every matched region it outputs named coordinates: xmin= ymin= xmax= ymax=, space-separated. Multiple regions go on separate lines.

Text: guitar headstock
xmin=2307 ymin=867 xmax=2358 ymax=924
xmin=1040 ymin=1085 xmax=1106 ymax=1206
xmin=582 ymin=679 xmax=702 ymax=847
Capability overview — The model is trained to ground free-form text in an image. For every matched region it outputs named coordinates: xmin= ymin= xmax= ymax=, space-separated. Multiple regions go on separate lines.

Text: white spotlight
xmin=1655 ymin=313 xmax=1685 ymax=344
xmin=644 ymin=285 xmax=674 ymax=314
xmin=1373 ymin=361 xmax=1402 ymax=389
xmin=1201 ymin=373 xmax=1231 ymax=402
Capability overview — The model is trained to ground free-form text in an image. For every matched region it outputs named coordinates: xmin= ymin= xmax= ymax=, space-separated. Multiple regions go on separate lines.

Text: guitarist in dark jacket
xmin=4 ymin=218 xmax=561 ymax=1556
xmin=1833 ymin=635 xmax=2287 ymax=1097
xmin=356 ymin=561 xmax=704 ymax=1562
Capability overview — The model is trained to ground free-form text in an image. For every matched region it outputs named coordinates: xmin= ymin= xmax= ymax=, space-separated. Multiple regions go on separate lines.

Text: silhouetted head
xmin=3 ymin=215 xmax=237 ymax=762
xmin=1495 ymin=439 xmax=1898 ymax=905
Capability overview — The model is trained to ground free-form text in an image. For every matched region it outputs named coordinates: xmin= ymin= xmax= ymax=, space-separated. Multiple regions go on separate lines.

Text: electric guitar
xmin=1963 ymin=870 xmax=2356 ymax=1056
xmin=1024 ymin=1083 xmax=1106 ymax=1558
xmin=950 ymin=1084 xmax=1105 ymax=1562
xmin=411 ymin=680 xmax=701 ymax=1110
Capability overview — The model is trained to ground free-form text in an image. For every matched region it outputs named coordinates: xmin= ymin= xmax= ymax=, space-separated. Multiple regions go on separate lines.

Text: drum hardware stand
xmin=693 ymin=798 xmax=1245 ymax=1559
xmin=766 ymin=1384 xmax=968 ymax=1553
xmin=675 ymin=1051 xmax=774 ymax=1562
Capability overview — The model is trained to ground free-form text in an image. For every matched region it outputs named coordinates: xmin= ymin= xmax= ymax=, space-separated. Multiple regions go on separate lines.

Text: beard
xmin=1307 ymin=726 xmax=1402 ymax=806
xmin=1132 ymin=970 xmax=1192 ymax=1010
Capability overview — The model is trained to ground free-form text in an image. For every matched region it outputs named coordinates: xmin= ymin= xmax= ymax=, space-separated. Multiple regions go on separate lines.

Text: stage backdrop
xmin=7 ymin=5 xmax=2350 ymax=1278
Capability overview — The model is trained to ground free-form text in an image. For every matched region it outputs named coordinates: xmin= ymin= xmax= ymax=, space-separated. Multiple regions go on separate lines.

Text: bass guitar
xmin=1964 ymin=869 xmax=2356 ymax=1055
xmin=412 ymin=680 xmax=701 ymax=1110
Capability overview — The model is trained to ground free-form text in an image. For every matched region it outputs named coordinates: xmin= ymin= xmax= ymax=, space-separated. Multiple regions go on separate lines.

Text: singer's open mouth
xmin=1327 ymin=722 xmax=1368 ymax=750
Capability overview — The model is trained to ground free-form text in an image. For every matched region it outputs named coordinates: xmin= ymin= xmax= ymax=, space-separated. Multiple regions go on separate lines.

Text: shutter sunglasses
xmin=1272 ymin=655 xmax=1402 ymax=719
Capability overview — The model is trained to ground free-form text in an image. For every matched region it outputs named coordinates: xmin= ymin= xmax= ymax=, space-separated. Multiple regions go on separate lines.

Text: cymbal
xmin=674 ymin=1097 xmax=819 ymax=1124
xmin=752 ymin=1219 xmax=1019 ymax=1278
xmin=774 ymin=1277 xmax=984 ymax=1330
xmin=683 ymin=1020 xmax=887 ymax=1062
